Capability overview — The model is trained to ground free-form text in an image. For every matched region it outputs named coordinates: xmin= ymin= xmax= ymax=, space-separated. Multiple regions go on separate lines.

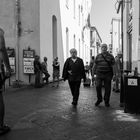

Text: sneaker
xmin=95 ymin=100 xmax=102 ymax=106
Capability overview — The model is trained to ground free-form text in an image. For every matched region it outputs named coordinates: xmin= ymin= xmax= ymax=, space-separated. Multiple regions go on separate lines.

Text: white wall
xmin=40 ymin=0 xmax=64 ymax=79
xmin=112 ymin=19 xmax=121 ymax=57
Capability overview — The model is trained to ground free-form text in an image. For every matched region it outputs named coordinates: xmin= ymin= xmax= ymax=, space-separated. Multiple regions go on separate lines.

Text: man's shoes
xmin=72 ymin=101 xmax=77 ymax=106
xmin=95 ymin=100 xmax=102 ymax=106
xmin=105 ymin=102 xmax=110 ymax=107
xmin=119 ymin=103 xmax=124 ymax=107
xmin=115 ymin=89 xmax=120 ymax=93
xmin=0 ymin=125 xmax=11 ymax=136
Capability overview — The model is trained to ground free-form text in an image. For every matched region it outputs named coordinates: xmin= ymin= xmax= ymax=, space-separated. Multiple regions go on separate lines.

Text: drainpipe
xmin=15 ymin=0 xmax=21 ymax=83
xmin=121 ymin=0 xmax=124 ymax=72
xmin=116 ymin=0 xmax=124 ymax=106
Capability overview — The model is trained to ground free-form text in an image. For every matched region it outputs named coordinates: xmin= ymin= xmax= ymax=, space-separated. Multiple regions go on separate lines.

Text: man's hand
xmin=68 ymin=70 xmax=72 ymax=75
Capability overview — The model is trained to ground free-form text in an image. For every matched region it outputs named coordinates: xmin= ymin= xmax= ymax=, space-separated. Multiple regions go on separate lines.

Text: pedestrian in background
xmin=0 ymin=28 xmax=11 ymax=135
xmin=52 ymin=57 xmax=60 ymax=87
xmin=62 ymin=48 xmax=86 ymax=106
xmin=42 ymin=57 xmax=50 ymax=84
xmin=93 ymin=44 xmax=115 ymax=107
xmin=89 ymin=56 xmax=95 ymax=86
xmin=34 ymin=55 xmax=42 ymax=88
xmin=85 ymin=62 xmax=90 ymax=78
xmin=113 ymin=53 xmax=122 ymax=92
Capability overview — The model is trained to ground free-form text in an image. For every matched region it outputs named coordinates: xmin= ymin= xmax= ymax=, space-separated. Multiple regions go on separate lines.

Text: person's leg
xmin=73 ymin=81 xmax=81 ymax=104
xmin=0 ymin=90 xmax=11 ymax=135
xmin=45 ymin=74 xmax=49 ymax=84
xmin=0 ymin=91 xmax=4 ymax=127
xmin=56 ymin=75 xmax=59 ymax=87
xmin=36 ymin=71 xmax=41 ymax=87
xmin=52 ymin=74 xmax=56 ymax=87
xmin=68 ymin=81 xmax=75 ymax=98
xmin=95 ymin=77 xmax=103 ymax=106
xmin=104 ymin=76 xmax=112 ymax=106
xmin=115 ymin=76 xmax=120 ymax=92
xmin=35 ymin=73 xmax=38 ymax=87
xmin=120 ymin=74 xmax=124 ymax=107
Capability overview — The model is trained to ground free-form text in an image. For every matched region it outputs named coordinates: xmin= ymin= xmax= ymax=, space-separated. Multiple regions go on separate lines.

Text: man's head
xmin=44 ymin=57 xmax=47 ymax=62
xmin=55 ymin=57 xmax=58 ymax=61
xmin=35 ymin=55 xmax=40 ymax=61
xmin=101 ymin=43 xmax=108 ymax=53
xmin=117 ymin=52 xmax=122 ymax=58
xmin=70 ymin=48 xmax=77 ymax=58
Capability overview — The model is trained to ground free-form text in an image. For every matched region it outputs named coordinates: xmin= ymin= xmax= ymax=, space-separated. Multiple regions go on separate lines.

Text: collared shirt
xmin=71 ymin=58 xmax=77 ymax=63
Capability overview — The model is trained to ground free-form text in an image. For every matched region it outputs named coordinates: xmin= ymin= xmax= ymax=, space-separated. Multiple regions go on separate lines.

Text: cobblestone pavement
xmin=1 ymin=81 xmax=140 ymax=140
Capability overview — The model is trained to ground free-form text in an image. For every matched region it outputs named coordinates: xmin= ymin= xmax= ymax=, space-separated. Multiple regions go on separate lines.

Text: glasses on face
xmin=71 ymin=51 xmax=77 ymax=54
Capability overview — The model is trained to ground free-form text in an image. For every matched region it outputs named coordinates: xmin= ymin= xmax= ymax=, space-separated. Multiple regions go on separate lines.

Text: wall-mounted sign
xmin=23 ymin=49 xmax=35 ymax=74
xmin=7 ymin=48 xmax=16 ymax=73
xmin=128 ymin=79 xmax=138 ymax=86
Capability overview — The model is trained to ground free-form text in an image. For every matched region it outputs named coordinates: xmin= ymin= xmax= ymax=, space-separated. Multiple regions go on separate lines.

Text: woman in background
xmin=52 ymin=57 xmax=60 ymax=87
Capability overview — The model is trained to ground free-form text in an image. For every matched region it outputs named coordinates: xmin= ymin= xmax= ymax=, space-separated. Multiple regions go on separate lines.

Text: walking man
xmin=0 ymin=28 xmax=11 ymax=135
xmin=42 ymin=57 xmax=50 ymax=84
xmin=62 ymin=48 xmax=86 ymax=106
xmin=93 ymin=44 xmax=115 ymax=107
xmin=34 ymin=55 xmax=42 ymax=88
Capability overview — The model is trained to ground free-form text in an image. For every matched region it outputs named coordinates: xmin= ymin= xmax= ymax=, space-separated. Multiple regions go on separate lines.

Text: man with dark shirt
xmin=93 ymin=44 xmax=115 ymax=107
xmin=0 ymin=28 xmax=11 ymax=135
xmin=62 ymin=48 xmax=86 ymax=106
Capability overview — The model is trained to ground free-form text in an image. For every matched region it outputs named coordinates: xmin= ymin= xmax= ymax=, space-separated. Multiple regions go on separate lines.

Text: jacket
xmin=62 ymin=57 xmax=86 ymax=81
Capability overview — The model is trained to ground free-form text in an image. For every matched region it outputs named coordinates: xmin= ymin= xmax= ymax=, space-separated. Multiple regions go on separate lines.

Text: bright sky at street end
xmin=90 ymin=0 xmax=121 ymax=45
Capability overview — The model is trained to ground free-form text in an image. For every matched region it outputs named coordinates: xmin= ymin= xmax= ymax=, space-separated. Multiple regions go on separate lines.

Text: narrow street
xmin=1 ymin=82 xmax=140 ymax=140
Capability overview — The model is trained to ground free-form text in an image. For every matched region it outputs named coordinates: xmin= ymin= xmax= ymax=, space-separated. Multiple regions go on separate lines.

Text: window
xmin=74 ymin=35 xmax=76 ymax=48
xmin=79 ymin=39 xmax=80 ymax=57
xmin=129 ymin=0 xmax=132 ymax=9
xmin=66 ymin=28 xmax=69 ymax=57
xmin=73 ymin=0 xmax=76 ymax=18
xmin=78 ymin=5 xmax=80 ymax=25
xmin=66 ymin=0 xmax=69 ymax=8
xmin=52 ymin=15 xmax=58 ymax=59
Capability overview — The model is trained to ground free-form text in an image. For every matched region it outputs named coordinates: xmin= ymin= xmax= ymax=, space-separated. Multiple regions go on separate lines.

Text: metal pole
xmin=16 ymin=0 xmax=21 ymax=83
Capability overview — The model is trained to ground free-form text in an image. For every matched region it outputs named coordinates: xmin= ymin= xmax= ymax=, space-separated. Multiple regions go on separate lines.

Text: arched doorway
xmin=52 ymin=15 xmax=58 ymax=59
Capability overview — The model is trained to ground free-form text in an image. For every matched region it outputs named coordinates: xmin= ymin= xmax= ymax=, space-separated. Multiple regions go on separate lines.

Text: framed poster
xmin=7 ymin=48 xmax=16 ymax=73
xmin=23 ymin=49 xmax=35 ymax=74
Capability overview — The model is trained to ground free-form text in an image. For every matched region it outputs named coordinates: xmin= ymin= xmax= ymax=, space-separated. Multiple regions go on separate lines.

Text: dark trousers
xmin=96 ymin=75 xmax=112 ymax=103
xmin=68 ymin=81 xmax=81 ymax=102
xmin=35 ymin=71 xmax=41 ymax=88
xmin=0 ymin=74 xmax=4 ymax=126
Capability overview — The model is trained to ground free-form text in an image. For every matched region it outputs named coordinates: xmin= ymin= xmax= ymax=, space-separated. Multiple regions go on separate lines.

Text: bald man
xmin=93 ymin=44 xmax=115 ymax=107
xmin=62 ymin=48 xmax=86 ymax=106
xmin=0 ymin=28 xmax=11 ymax=135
